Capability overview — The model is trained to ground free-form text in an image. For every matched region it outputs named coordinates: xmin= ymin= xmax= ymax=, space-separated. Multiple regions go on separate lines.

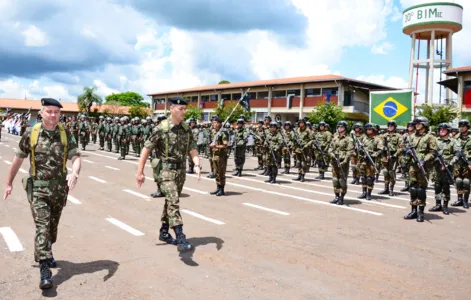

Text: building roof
xmin=0 ymin=98 xmax=131 ymax=115
xmin=147 ymin=74 xmax=397 ymax=96
xmin=443 ymin=66 xmax=471 ymax=74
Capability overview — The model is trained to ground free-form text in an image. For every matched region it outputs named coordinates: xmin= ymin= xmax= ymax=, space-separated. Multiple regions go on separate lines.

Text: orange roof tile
xmin=0 ymin=98 xmax=131 ymax=115
xmin=443 ymin=66 xmax=471 ymax=74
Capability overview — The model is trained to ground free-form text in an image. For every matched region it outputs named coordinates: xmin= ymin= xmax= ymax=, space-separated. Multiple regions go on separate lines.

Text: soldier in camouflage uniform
xmin=187 ymin=118 xmax=199 ymax=174
xmin=71 ymin=116 xmax=79 ymax=145
xmin=137 ymin=97 xmax=200 ymax=252
xmin=350 ymin=123 xmax=363 ymax=184
xmin=151 ymin=115 xmax=168 ymax=198
xmin=4 ymin=98 xmax=81 ymax=290
xmin=399 ymin=121 xmax=416 ymax=192
xmin=20 ymin=115 xmax=28 ymax=136
xmin=315 ymin=121 xmax=332 ymax=179
xmin=281 ymin=121 xmax=294 ymax=174
xmin=210 ymin=117 xmax=229 ymax=196
xmin=140 ymin=119 xmax=152 ymax=153
xmin=97 ymin=116 xmax=106 ymax=150
xmin=91 ymin=118 xmax=98 ymax=144
xmin=259 ymin=116 xmax=272 ymax=176
xmin=104 ymin=117 xmax=113 ymax=152
xmin=357 ymin=123 xmax=381 ymax=201
xmin=378 ymin=120 xmax=402 ymax=196
xmin=292 ymin=118 xmax=313 ymax=182
xmin=451 ymin=119 xmax=471 ymax=209
xmin=403 ymin=117 xmax=437 ymax=222
xmin=112 ymin=117 xmax=120 ymax=153
xmin=264 ymin=122 xmax=283 ymax=184
xmin=329 ymin=121 xmax=354 ymax=205
xmin=78 ymin=115 xmax=88 ymax=150
xmin=117 ymin=117 xmax=128 ymax=160
xmin=130 ymin=117 xmax=142 ymax=157
xmin=429 ymin=123 xmax=460 ymax=215
xmin=232 ymin=119 xmax=248 ymax=177
xmin=253 ymin=120 xmax=265 ymax=170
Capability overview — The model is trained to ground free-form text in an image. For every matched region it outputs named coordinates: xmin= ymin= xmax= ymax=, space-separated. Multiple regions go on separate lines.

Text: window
xmin=272 ymin=90 xmax=286 ymax=98
xmin=191 ymin=96 xmax=198 ymax=102
xmin=255 ymin=112 xmax=268 ymax=121
xmin=232 ymin=93 xmax=241 ymax=100
xmin=344 ymin=91 xmax=353 ymax=106
xmin=203 ymin=112 xmax=210 ymax=121
xmin=322 ymin=88 xmax=338 ymax=96
xmin=305 ymin=88 xmax=321 ymax=96
xmin=210 ymin=95 xmax=218 ymax=101
xmin=287 ymin=89 xmax=300 ymax=96
xmin=247 ymin=92 xmax=257 ymax=100
xmin=221 ymin=94 xmax=231 ymax=101
xmin=201 ymin=95 xmax=209 ymax=102
xmin=257 ymin=91 xmax=269 ymax=98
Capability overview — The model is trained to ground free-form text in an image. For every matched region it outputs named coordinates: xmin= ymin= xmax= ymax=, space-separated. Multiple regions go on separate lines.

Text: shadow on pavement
xmin=41 ymin=260 xmax=119 ymax=298
xmin=178 ymin=237 xmax=225 ymax=267
xmin=424 ymin=213 xmax=444 ymax=221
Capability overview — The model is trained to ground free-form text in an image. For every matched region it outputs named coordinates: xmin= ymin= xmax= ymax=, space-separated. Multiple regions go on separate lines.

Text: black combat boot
xmin=260 ymin=166 xmax=268 ymax=176
xmin=282 ymin=167 xmax=290 ymax=174
xmin=417 ymin=206 xmax=425 ymax=222
xmin=159 ymin=223 xmax=177 ymax=245
xmin=366 ymin=189 xmax=372 ymax=200
xmin=207 ymin=172 xmax=215 ymax=178
xmin=443 ymin=200 xmax=449 ymax=215
xmin=264 ymin=169 xmax=273 ymax=183
xmin=331 ymin=193 xmax=340 ymax=204
xmin=350 ymin=177 xmax=358 ymax=184
xmin=316 ymin=172 xmax=325 ymax=180
xmin=428 ymin=199 xmax=442 ymax=212
xmin=293 ymin=173 xmax=302 ymax=181
xmin=39 ymin=260 xmax=53 ymax=290
xmin=151 ymin=190 xmax=164 ymax=198
xmin=389 ymin=184 xmax=395 ymax=196
xmin=300 ymin=174 xmax=306 ymax=182
xmin=451 ymin=194 xmax=463 ymax=207
xmin=173 ymin=225 xmax=193 ymax=252
xmin=404 ymin=205 xmax=418 ymax=219
xmin=232 ymin=169 xmax=239 ymax=176
xmin=216 ymin=185 xmax=225 ymax=196
xmin=358 ymin=187 xmax=367 ymax=199
xmin=210 ymin=185 xmax=220 ymax=195
xmin=464 ymin=193 xmax=470 ymax=209
xmin=237 ymin=168 xmax=242 ymax=177
xmin=271 ymin=167 xmax=278 ymax=184
xmin=375 ymin=173 xmax=380 ymax=183
xmin=378 ymin=183 xmax=390 ymax=195
xmin=401 ymin=182 xmax=409 ymax=192
xmin=337 ymin=193 xmax=346 ymax=205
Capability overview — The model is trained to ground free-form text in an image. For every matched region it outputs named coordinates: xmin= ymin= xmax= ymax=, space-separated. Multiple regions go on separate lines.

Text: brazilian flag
xmin=369 ymin=90 xmax=413 ymax=126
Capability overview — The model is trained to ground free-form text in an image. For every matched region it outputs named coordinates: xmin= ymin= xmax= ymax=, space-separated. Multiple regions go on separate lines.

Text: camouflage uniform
xmin=91 ymin=120 xmax=98 ymax=144
xmin=78 ymin=117 xmax=88 ymax=150
xmin=112 ymin=117 xmax=120 ymax=153
xmin=97 ymin=116 xmax=106 ymax=150
xmin=233 ymin=120 xmax=248 ymax=176
xmin=253 ymin=122 xmax=265 ymax=170
xmin=20 ymin=118 xmax=28 ymax=136
xmin=399 ymin=123 xmax=416 ymax=191
xmin=264 ymin=123 xmax=283 ymax=183
xmin=315 ymin=122 xmax=332 ymax=179
xmin=280 ymin=122 xmax=294 ymax=174
xmin=452 ymin=120 xmax=471 ymax=208
xmin=357 ymin=124 xmax=381 ymax=200
xmin=117 ymin=119 xmax=127 ymax=160
xmin=292 ymin=119 xmax=313 ymax=182
xmin=104 ymin=118 xmax=113 ymax=152
xmin=186 ymin=120 xmax=199 ymax=174
xmin=130 ymin=118 xmax=142 ymax=157
xmin=15 ymin=124 xmax=80 ymax=262
xmin=210 ymin=127 xmax=229 ymax=195
xmin=329 ymin=122 xmax=354 ymax=205
xmin=378 ymin=122 xmax=402 ymax=196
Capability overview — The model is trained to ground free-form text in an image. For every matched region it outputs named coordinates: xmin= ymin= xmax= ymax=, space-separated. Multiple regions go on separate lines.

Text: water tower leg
xmin=428 ymin=30 xmax=436 ymax=105
xmin=446 ymin=32 xmax=453 ymax=105
xmin=408 ymin=33 xmax=416 ymax=89
xmin=425 ymin=40 xmax=430 ymax=104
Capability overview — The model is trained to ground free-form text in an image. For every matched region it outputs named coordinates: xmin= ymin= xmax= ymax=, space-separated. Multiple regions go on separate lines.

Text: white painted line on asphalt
xmin=12 ymin=147 xmax=17 ymax=150
xmin=105 ymin=166 xmax=120 ymax=171
xmin=88 ymin=176 xmax=107 ymax=183
xmin=183 ymin=187 xmax=209 ymax=195
xmin=123 ymin=189 xmax=151 ymax=201
xmin=0 ymin=227 xmax=24 ymax=252
xmin=243 ymin=203 xmax=290 ymax=216
xmin=67 ymin=195 xmax=82 ymax=204
xmin=105 ymin=218 xmax=145 ymax=236
xmin=83 ymin=159 xmax=94 ymax=164
xmin=3 ymin=160 xmax=11 ymax=165
xmin=181 ymin=209 xmax=225 ymax=225
xmin=87 ymin=151 xmax=152 ymax=168
xmin=19 ymin=168 xmax=28 ymax=174
xmin=4 ymin=145 xmax=10 ymax=147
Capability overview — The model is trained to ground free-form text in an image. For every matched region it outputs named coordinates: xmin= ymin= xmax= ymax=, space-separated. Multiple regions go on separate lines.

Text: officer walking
xmin=210 ymin=117 xmax=229 ymax=196
xmin=136 ymin=97 xmax=201 ymax=252
xmin=3 ymin=98 xmax=82 ymax=290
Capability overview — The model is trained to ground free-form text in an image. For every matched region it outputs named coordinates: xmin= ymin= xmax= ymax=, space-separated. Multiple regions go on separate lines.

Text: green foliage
xmin=416 ymin=104 xmax=457 ymax=127
xmin=77 ymin=86 xmax=103 ymax=114
xmin=212 ymin=102 xmax=254 ymax=124
xmin=129 ymin=106 xmax=151 ymax=119
xmin=307 ymin=103 xmax=346 ymax=129
xmin=185 ymin=105 xmax=203 ymax=120
xmin=218 ymin=80 xmax=230 ymax=84
xmin=105 ymin=91 xmax=149 ymax=108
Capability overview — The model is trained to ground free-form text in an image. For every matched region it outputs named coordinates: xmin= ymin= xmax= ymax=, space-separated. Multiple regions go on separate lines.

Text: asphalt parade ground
xmin=1 ymin=133 xmax=471 ymax=299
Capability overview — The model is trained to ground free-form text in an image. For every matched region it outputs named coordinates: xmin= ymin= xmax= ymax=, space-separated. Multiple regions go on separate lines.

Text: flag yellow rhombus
xmin=373 ymin=97 xmax=408 ymax=121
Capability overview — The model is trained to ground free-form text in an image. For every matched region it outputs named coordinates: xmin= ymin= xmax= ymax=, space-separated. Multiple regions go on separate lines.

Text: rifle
xmin=262 ymin=128 xmax=280 ymax=168
xmin=312 ymin=135 xmax=328 ymax=166
xmin=384 ymin=136 xmax=394 ymax=170
xmin=279 ymin=129 xmax=293 ymax=158
xmin=330 ymin=141 xmax=347 ymax=182
xmin=404 ymin=136 xmax=429 ymax=184
xmin=458 ymin=151 xmax=471 ymax=166
xmin=291 ymin=129 xmax=308 ymax=161
xmin=351 ymin=132 xmax=378 ymax=172
xmin=435 ymin=150 xmax=454 ymax=185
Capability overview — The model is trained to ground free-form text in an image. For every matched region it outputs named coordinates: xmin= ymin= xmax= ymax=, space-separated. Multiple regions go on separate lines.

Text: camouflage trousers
xmin=113 ymin=137 xmax=120 ymax=153
xmin=453 ymin=163 xmax=471 ymax=195
xmin=99 ymin=132 xmax=105 ymax=148
xmin=267 ymin=149 xmax=281 ymax=167
xmin=106 ymin=135 xmax=113 ymax=151
xmin=381 ymin=157 xmax=398 ymax=185
xmin=332 ymin=161 xmax=350 ymax=194
xmin=255 ymin=146 xmax=264 ymax=167
xmin=212 ymin=155 xmax=228 ymax=186
xmin=409 ymin=164 xmax=430 ymax=206
xmin=234 ymin=146 xmax=246 ymax=169
xmin=315 ymin=150 xmax=329 ymax=172
xmin=359 ymin=160 xmax=376 ymax=190
xmin=433 ymin=163 xmax=452 ymax=202
xmin=80 ymin=132 xmax=87 ymax=149
xmin=282 ymin=148 xmax=291 ymax=168
xmin=350 ymin=155 xmax=359 ymax=178
xmin=295 ymin=149 xmax=311 ymax=174
xmin=120 ymin=137 xmax=127 ymax=158
xmin=29 ymin=183 xmax=68 ymax=262
xmin=157 ymin=168 xmax=186 ymax=227
xmin=92 ymin=133 xmax=97 ymax=143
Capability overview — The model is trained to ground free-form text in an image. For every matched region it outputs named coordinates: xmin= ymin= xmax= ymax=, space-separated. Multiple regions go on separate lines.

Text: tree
xmin=185 ymin=105 xmax=203 ymax=120
xmin=105 ymin=91 xmax=149 ymax=108
xmin=307 ymin=102 xmax=346 ymax=129
xmin=129 ymin=106 xmax=152 ymax=119
xmin=416 ymin=104 xmax=457 ymax=129
xmin=212 ymin=102 xmax=254 ymax=124
xmin=105 ymin=100 xmax=123 ymax=115
xmin=218 ymin=80 xmax=230 ymax=85
xmin=77 ymin=86 xmax=103 ymax=114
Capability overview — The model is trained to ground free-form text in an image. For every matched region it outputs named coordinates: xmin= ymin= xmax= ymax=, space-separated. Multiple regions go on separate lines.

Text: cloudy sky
xmin=0 ymin=0 xmax=469 ymax=105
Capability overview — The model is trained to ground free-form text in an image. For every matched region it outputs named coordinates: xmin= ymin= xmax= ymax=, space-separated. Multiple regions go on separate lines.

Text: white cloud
xmin=371 ymin=41 xmax=395 ymax=55
xmin=21 ymin=25 xmax=48 ymax=47
xmin=42 ymin=85 xmax=72 ymax=101
xmin=0 ymin=79 xmax=31 ymax=99
xmin=93 ymin=80 xmax=120 ymax=97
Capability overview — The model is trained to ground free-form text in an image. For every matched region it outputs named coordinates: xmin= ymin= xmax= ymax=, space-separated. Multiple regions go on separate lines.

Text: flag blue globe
xmin=383 ymin=101 xmax=397 ymax=118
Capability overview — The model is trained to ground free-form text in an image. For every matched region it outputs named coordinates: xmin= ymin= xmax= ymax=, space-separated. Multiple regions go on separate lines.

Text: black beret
xmin=169 ymin=96 xmax=187 ymax=106
xmin=41 ymin=98 xmax=63 ymax=108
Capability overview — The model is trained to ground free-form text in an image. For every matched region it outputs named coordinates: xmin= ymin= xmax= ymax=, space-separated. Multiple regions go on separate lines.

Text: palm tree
xmin=77 ymin=86 xmax=103 ymax=114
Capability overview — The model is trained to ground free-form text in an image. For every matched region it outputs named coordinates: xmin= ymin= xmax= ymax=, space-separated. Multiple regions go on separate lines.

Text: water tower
xmin=402 ymin=2 xmax=463 ymax=111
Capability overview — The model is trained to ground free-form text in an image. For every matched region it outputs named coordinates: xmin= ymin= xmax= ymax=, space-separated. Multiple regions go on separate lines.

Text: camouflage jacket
xmin=141 ymin=125 xmax=152 ymax=140
xmin=360 ymin=135 xmax=380 ymax=162
xmin=144 ymin=119 xmax=197 ymax=163
xmin=317 ymin=130 xmax=332 ymax=150
xmin=15 ymin=124 xmax=80 ymax=180
xmin=378 ymin=132 xmax=402 ymax=157
xmin=233 ymin=127 xmax=248 ymax=147
xmin=456 ymin=133 xmax=471 ymax=165
xmin=91 ymin=122 xmax=98 ymax=134
xmin=267 ymin=130 xmax=283 ymax=153
xmin=407 ymin=131 xmax=437 ymax=163
xmin=329 ymin=134 xmax=354 ymax=164
xmin=436 ymin=137 xmax=460 ymax=163
xmin=212 ymin=129 xmax=229 ymax=158
xmin=293 ymin=127 xmax=313 ymax=152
